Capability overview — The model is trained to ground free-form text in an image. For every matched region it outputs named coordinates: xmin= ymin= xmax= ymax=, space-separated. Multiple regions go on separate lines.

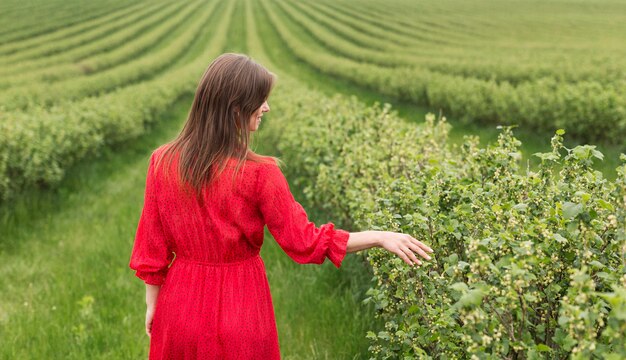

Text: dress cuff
xmin=327 ymin=227 xmax=350 ymax=268
xmin=135 ymin=270 xmax=166 ymax=286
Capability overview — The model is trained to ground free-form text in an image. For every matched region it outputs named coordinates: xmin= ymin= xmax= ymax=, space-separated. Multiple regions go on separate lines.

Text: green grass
xmin=261 ymin=228 xmax=378 ymax=360
xmin=0 ymin=97 xmax=192 ymax=359
xmin=0 ymin=1 xmax=379 ymax=356
xmin=0 ymin=88 xmax=377 ymax=358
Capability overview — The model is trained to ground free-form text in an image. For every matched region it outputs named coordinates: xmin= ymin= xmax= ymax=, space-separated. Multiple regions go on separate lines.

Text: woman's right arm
xmin=347 ymin=231 xmax=433 ymax=266
xmin=256 ymin=162 xmax=433 ymax=268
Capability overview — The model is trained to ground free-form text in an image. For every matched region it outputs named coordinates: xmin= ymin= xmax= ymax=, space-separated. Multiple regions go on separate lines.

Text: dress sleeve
xmin=256 ymin=162 xmax=350 ymax=268
xmin=129 ymin=151 xmax=174 ymax=285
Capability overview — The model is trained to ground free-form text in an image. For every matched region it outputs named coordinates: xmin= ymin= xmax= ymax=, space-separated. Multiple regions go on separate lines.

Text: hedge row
xmin=0 ymin=0 xmax=210 ymax=111
xmin=261 ymin=0 xmax=626 ymax=145
xmin=263 ymin=81 xmax=626 ymax=358
xmin=0 ymin=0 xmax=169 ymax=67
xmin=0 ymin=0 xmax=235 ymax=201
xmin=318 ymin=0 xmax=626 ymax=85
xmin=0 ymin=0 xmax=137 ymax=45
xmin=0 ymin=0 xmax=148 ymax=56
xmin=0 ymin=0 xmax=185 ymax=89
xmin=288 ymin=0 xmax=626 ymax=86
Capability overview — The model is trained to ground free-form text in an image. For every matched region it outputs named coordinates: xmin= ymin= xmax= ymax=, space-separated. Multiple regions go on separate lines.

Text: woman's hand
xmin=347 ymin=230 xmax=433 ymax=266
xmin=378 ymin=232 xmax=433 ymax=266
xmin=145 ymin=305 xmax=155 ymax=337
xmin=144 ymin=284 xmax=161 ymax=337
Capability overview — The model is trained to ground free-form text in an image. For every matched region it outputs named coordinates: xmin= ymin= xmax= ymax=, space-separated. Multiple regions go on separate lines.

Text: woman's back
xmin=130 ymin=145 xmax=349 ymax=359
xmin=151 ymin=145 xmax=271 ymax=264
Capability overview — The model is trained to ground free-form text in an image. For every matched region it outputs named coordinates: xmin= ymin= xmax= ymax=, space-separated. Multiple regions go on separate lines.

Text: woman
xmin=129 ymin=53 xmax=433 ymax=359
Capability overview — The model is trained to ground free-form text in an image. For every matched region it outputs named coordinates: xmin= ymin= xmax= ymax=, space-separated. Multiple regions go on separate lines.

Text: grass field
xmin=0 ymin=95 xmax=377 ymax=359
xmin=1 ymin=0 xmax=624 ymax=358
xmin=0 ymin=1 xmax=377 ymax=357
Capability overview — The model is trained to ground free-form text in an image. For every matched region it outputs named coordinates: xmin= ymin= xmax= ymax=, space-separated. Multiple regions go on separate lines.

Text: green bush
xmin=265 ymin=83 xmax=626 ymax=358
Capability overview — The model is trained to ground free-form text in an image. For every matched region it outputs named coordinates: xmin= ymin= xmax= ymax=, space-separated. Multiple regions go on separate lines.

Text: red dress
xmin=129 ymin=146 xmax=350 ymax=359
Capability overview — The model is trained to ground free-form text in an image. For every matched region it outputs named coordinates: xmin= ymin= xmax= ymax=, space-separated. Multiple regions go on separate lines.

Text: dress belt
xmin=174 ymin=255 xmax=261 ymax=267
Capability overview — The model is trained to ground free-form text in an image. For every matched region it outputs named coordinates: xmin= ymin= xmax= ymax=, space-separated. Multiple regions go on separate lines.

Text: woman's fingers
xmin=407 ymin=241 xmax=432 ymax=261
xmin=402 ymin=236 xmax=433 ymax=265
xmin=397 ymin=234 xmax=431 ymax=261
xmin=408 ymin=236 xmax=433 ymax=253
xmin=396 ymin=248 xmax=413 ymax=266
xmin=145 ymin=308 xmax=154 ymax=337
xmin=382 ymin=233 xmax=434 ymax=266
xmin=417 ymin=239 xmax=434 ymax=253
xmin=402 ymin=246 xmax=422 ymax=266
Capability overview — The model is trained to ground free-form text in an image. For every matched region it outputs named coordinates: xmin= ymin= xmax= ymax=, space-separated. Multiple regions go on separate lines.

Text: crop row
xmin=261 ymin=72 xmax=626 ymax=358
xmin=0 ymin=0 xmax=96 ymax=39
xmin=0 ymin=0 xmax=236 ymax=200
xmin=0 ymin=0 xmax=170 ymax=67
xmin=397 ymin=1 xmax=624 ymax=83
xmin=282 ymin=0 xmax=626 ymax=85
xmin=0 ymin=0 xmax=215 ymax=112
xmin=275 ymin=0 xmax=417 ymax=67
xmin=311 ymin=0 xmax=626 ymax=84
xmin=258 ymin=0 xmax=626 ymax=145
xmin=0 ymin=0 xmax=138 ymax=45
xmin=0 ymin=1 xmax=191 ymax=90
xmin=0 ymin=1 xmax=152 ymax=56
xmin=299 ymin=0 xmax=478 ymax=51
xmin=327 ymin=0 xmax=487 ymax=45
xmin=294 ymin=1 xmax=435 ymax=50
xmin=0 ymin=1 xmax=184 ymax=79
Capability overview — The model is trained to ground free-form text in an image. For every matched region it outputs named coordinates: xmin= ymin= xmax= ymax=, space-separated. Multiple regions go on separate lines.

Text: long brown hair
xmin=157 ymin=53 xmax=278 ymax=199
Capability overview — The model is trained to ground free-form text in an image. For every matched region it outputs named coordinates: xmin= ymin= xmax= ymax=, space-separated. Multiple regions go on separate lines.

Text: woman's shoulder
xmin=152 ymin=143 xmax=172 ymax=158
xmin=253 ymin=158 xmax=288 ymax=187
xmin=148 ymin=145 xmax=283 ymax=179
xmin=245 ymin=153 xmax=283 ymax=172
xmin=255 ymin=157 xmax=280 ymax=168
xmin=255 ymin=157 xmax=283 ymax=171
xmin=144 ymin=144 xmax=172 ymax=168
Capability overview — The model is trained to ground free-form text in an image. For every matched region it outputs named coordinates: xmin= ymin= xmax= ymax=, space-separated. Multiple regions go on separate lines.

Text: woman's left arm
xmin=145 ymin=284 xmax=160 ymax=337
xmin=130 ymin=151 xmax=174 ymax=285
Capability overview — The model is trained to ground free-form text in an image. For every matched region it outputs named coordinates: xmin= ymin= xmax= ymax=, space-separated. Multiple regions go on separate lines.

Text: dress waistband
xmin=174 ymin=255 xmax=261 ymax=267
